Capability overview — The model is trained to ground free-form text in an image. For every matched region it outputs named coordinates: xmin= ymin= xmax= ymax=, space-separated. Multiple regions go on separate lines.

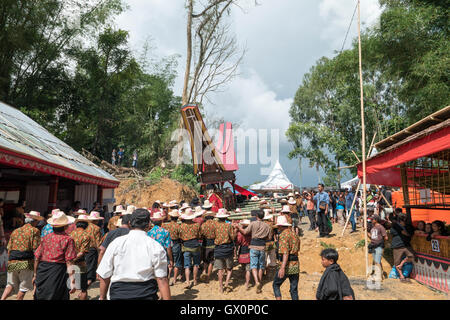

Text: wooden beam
xmin=352 ymin=150 xmax=361 ymax=163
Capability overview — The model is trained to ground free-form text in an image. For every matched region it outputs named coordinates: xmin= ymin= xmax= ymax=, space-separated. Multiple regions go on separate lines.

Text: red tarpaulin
xmin=357 ymin=126 xmax=450 ymax=186
xmin=234 ymin=184 xmax=257 ymax=197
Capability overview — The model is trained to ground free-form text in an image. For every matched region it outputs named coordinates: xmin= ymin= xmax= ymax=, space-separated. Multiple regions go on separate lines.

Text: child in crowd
xmin=316 ymin=248 xmax=354 ymax=300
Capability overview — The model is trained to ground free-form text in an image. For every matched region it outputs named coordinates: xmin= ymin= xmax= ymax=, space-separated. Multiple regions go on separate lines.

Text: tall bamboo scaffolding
xmin=357 ymin=0 xmax=369 ymax=277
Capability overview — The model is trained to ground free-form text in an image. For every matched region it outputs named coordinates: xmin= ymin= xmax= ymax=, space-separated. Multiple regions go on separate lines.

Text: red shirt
xmin=208 ymin=193 xmax=223 ymax=213
xmin=35 ymin=232 xmax=77 ymax=263
xmin=236 ymin=231 xmax=251 ymax=247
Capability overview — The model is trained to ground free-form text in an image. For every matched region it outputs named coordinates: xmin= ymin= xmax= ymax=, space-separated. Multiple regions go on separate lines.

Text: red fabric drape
xmin=234 ymin=184 xmax=257 ymax=197
xmin=357 ymin=127 xmax=450 ymax=186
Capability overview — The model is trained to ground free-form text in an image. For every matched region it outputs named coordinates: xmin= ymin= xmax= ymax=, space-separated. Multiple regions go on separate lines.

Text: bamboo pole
xmin=351 ymin=150 xmax=361 ymax=163
xmin=367 ymin=132 xmax=377 ymax=159
xmin=340 ymin=180 xmax=361 ymax=236
xmin=357 ymin=0 xmax=369 ymax=277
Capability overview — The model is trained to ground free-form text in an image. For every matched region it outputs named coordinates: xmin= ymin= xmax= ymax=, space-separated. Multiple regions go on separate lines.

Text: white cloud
xmin=318 ymin=0 xmax=382 ymax=49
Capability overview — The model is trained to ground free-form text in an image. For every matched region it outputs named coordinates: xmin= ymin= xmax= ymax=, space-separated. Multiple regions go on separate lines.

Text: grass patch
xmin=320 ymin=241 xmax=336 ymax=249
xmin=354 ymin=239 xmax=365 ymax=249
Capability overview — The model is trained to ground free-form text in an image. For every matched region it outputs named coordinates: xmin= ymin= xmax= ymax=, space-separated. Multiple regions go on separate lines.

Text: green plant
xmin=354 ymin=239 xmax=365 ymax=249
xmin=319 ymin=241 xmax=336 ymax=249
xmin=170 ymin=164 xmax=199 ymax=191
xmin=146 ymin=167 xmax=169 ymax=185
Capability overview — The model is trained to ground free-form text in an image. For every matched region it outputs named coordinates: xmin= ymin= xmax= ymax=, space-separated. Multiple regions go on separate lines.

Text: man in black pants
xmin=314 ymin=184 xmax=330 ymax=238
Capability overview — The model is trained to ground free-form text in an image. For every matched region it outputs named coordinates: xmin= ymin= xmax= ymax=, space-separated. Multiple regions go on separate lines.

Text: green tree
xmin=287 ymin=0 xmax=448 ymax=187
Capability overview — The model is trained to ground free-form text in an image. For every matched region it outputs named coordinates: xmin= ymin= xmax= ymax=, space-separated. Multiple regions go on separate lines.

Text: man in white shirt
xmin=96 ymin=209 xmax=171 ymax=300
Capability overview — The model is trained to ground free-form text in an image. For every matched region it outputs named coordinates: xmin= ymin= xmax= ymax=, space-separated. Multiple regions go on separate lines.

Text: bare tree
xmin=182 ymin=0 xmax=257 ymax=106
xmin=176 ymin=0 xmax=256 ymax=166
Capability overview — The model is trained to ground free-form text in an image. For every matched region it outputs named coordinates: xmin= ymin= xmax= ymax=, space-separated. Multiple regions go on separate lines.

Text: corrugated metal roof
xmin=0 ymin=101 xmax=119 ymax=186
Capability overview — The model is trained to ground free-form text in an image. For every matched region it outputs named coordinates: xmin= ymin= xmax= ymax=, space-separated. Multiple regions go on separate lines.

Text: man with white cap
xmin=272 ymin=215 xmax=301 ymax=300
xmin=97 ymin=209 xmax=170 ymax=300
xmin=33 ymin=211 xmax=77 ymax=300
xmin=1 ymin=211 xmax=42 ymax=300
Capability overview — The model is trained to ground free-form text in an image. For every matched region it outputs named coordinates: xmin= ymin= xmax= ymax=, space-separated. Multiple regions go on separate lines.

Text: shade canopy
xmin=250 ymin=160 xmax=295 ymax=191
xmin=357 ymin=115 xmax=450 ymax=187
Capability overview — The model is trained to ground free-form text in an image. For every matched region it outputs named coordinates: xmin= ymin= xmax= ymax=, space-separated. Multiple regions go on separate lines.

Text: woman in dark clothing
xmin=316 ymin=248 xmax=354 ymax=300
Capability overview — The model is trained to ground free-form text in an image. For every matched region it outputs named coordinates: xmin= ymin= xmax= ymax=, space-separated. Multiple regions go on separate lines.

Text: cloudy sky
xmin=116 ymin=0 xmax=382 ymax=188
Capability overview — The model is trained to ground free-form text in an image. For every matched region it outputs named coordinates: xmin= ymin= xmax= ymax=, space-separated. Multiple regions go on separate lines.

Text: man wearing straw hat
xmin=69 ymin=214 xmax=93 ymax=300
xmin=107 ymin=205 xmax=125 ymax=232
xmin=179 ymin=208 xmax=202 ymax=288
xmin=85 ymin=211 xmax=103 ymax=287
xmin=199 ymin=203 xmax=216 ymax=283
xmin=40 ymin=208 xmax=62 ymax=238
xmin=163 ymin=209 xmax=182 ymax=286
xmin=97 ymin=209 xmax=170 ymax=300
xmin=148 ymin=210 xmax=174 ymax=271
xmin=33 ymin=211 xmax=77 ymax=300
xmin=263 ymin=209 xmax=278 ymax=275
xmin=235 ymin=209 xmax=272 ymax=294
xmin=213 ymin=208 xmax=236 ymax=293
xmin=1 ymin=211 xmax=42 ymax=300
xmin=272 ymin=215 xmax=301 ymax=300
xmin=288 ymin=196 xmax=300 ymax=236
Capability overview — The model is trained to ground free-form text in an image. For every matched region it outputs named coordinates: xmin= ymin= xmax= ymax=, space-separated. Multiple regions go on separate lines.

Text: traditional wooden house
xmin=0 ymin=101 xmax=120 ymax=223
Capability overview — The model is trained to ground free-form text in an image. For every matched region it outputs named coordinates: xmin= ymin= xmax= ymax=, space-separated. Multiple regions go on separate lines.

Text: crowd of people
xmin=0 ymin=182 xmax=448 ymax=301
xmin=111 ymin=148 xmax=138 ymax=168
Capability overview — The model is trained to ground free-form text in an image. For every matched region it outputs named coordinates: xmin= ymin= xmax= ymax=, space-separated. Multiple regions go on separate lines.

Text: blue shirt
xmin=345 ymin=192 xmax=355 ymax=209
xmin=313 ymin=191 xmax=329 ymax=212
xmin=41 ymin=223 xmax=53 ymax=238
xmin=147 ymin=225 xmax=173 ymax=251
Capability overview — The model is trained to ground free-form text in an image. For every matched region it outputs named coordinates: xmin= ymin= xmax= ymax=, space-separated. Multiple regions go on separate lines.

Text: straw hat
xmin=162 ymin=202 xmax=169 ymax=208
xmin=250 ymin=196 xmax=260 ymax=201
xmin=155 ymin=200 xmax=161 ymax=205
xmin=280 ymin=205 xmax=292 ymax=213
xmin=75 ymin=214 xmax=91 ymax=223
xmin=126 ymin=205 xmax=136 ymax=215
xmin=288 ymin=197 xmax=297 ymax=205
xmin=204 ymin=210 xmax=216 ymax=217
xmin=216 ymin=208 xmax=230 ymax=218
xmin=47 ymin=211 xmax=75 ymax=227
xmin=180 ymin=203 xmax=191 ymax=211
xmin=25 ymin=211 xmax=44 ymax=221
xmin=168 ymin=209 xmax=180 ymax=218
xmin=202 ymin=200 xmax=213 ymax=209
xmin=240 ymin=219 xmax=251 ymax=225
xmin=168 ymin=200 xmax=178 ymax=208
xmin=114 ymin=205 xmax=126 ymax=214
xmin=181 ymin=208 xmax=196 ymax=220
xmin=276 ymin=215 xmax=292 ymax=227
xmin=194 ymin=206 xmax=205 ymax=217
xmin=88 ymin=211 xmax=104 ymax=220
xmin=287 ymin=193 xmax=294 ymax=198
xmin=151 ymin=210 xmax=165 ymax=222
xmin=235 ymin=208 xmax=242 ymax=213
xmin=51 ymin=208 xmax=61 ymax=217
xmin=73 ymin=209 xmax=87 ymax=216
xmin=263 ymin=209 xmax=273 ymax=220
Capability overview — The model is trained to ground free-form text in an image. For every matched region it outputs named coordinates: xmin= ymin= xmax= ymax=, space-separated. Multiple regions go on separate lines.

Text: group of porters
xmin=1 ymin=195 xmax=355 ymax=300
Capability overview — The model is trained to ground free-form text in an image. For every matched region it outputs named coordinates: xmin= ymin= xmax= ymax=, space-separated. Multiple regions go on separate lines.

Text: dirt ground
xmin=114 ymin=178 xmax=198 ymax=208
xmin=1 ymin=221 xmax=448 ymax=300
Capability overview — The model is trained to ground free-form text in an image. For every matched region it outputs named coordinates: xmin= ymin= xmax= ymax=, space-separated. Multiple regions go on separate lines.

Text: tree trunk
xmin=182 ymin=0 xmax=193 ymax=106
